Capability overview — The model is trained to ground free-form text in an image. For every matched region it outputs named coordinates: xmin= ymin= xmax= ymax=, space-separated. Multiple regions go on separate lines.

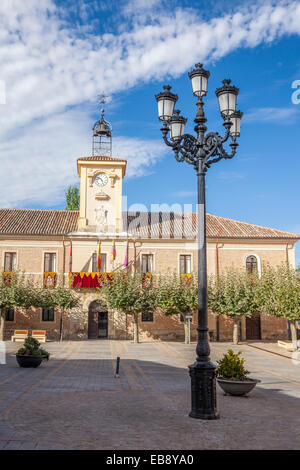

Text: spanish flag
xmin=110 ymin=240 xmax=116 ymax=264
xmin=97 ymin=240 xmax=101 ymax=272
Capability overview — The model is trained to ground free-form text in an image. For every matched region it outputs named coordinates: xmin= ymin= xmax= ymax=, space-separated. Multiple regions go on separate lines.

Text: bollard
xmin=114 ymin=356 xmax=120 ymax=378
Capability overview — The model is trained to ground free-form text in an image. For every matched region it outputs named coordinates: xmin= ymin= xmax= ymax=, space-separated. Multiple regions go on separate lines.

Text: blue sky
xmin=0 ymin=0 xmax=299 ymax=263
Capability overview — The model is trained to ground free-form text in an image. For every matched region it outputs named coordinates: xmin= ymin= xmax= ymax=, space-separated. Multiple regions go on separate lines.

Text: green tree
xmin=156 ymin=273 xmax=197 ymax=343
xmin=65 ymin=185 xmax=80 ymax=210
xmin=0 ymin=273 xmax=38 ymax=341
xmin=208 ymin=268 xmax=260 ymax=344
xmin=102 ymin=273 xmax=157 ymax=343
xmin=0 ymin=274 xmax=15 ymax=341
xmin=260 ymin=263 xmax=300 ymax=348
xmin=52 ymin=286 xmax=80 ymax=341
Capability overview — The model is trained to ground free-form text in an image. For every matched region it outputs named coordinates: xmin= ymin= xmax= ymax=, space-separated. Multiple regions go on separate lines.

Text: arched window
xmin=246 ymin=255 xmax=258 ymax=274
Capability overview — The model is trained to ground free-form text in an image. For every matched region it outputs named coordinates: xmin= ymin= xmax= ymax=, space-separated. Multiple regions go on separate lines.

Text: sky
xmin=0 ymin=0 xmax=300 ymax=263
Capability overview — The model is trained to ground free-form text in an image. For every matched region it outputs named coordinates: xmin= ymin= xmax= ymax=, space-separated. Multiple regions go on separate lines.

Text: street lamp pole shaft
xmin=196 ymin=170 xmax=209 ymax=362
xmin=188 ymin=169 xmax=219 ymax=420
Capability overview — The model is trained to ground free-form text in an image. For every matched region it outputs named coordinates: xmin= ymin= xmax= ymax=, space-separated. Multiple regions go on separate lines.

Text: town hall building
xmin=1 ymin=107 xmax=299 ymax=342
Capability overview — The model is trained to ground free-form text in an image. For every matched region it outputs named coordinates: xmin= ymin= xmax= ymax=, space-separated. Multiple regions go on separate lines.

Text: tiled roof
xmin=0 ymin=209 xmax=78 ymax=236
xmin=77 ymin=156 xmax=127 ymax=163
xmin=0 ymin=209 xmax=298 ymax=240
xmin=123 ymin=212 xmax=300 ymax=240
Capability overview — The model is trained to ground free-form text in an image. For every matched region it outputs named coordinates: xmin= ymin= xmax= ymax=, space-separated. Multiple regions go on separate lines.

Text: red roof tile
xmin=0 ymin=209 xmax=298 ymax=240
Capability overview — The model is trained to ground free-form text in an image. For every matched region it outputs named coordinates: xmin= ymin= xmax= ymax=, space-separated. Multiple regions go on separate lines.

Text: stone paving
xmin=0 ymin=339 xmax=299 ymax=450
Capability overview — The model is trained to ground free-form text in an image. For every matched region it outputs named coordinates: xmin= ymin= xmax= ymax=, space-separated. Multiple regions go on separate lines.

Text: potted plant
xmin=216 ymin=349 xmax=260 ymax=396
xmin=16 ymin=337 xmax=50 ymax=368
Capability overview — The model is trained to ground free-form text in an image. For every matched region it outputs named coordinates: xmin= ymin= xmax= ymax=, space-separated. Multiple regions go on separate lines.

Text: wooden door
xmin=246 ymin=315 xmax=261 ymax=340
xmin=88 ymin=310 xmax=99 ymax=339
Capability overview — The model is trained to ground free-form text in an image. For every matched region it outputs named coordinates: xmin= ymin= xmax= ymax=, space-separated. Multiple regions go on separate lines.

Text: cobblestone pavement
xmin=0 ymin=340 xmax=299 ymax=450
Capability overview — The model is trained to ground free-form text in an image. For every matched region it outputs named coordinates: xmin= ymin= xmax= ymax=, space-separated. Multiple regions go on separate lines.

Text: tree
xmin=208 ymin=268 xmax=260 ymax=344
xmin=0 ymin=274 xmax=15 ymax=341
xmin=259 ymin=263 xmax=300 ymax=348
xmin=156 ymin=273 xmax=197 ymax=343
xmin=0 ymin=273 xmax=38 ymax=341
xmin=52 ymin=286 xmax=80 ymax=341
xmin=102 ymin=273 xmax=157 ymax=343
xmin=65 ymin=185 xmax=80 ymax=210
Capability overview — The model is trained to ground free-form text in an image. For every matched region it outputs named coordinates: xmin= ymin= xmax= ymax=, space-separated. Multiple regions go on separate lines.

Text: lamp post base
xmin=188 ymin=361 xmax=220 ymax=420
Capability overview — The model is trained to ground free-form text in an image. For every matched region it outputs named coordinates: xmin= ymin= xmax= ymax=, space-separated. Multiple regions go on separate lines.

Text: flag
xmin=97 ymin=240 xmax=101 ymax=272
xmin=123 ymin=242 xmax=129 ymax=269
xmin=69 ymin=241 xmax=72 ymax=273
xmin=110 ymin=240 xmax=116 ymax=264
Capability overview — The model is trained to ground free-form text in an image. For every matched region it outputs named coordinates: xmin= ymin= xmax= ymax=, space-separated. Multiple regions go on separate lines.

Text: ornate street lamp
xmin=155 ymin=64 xmax=242 ymax=420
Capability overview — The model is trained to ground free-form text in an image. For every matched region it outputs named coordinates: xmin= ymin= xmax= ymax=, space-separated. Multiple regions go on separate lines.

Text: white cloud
xmin=245 ymin=106 xmax=300 ymax=123
xmin=0 ymin=106 xmax=167 ymax=208
xmin=217 ymin=171 xmax=244 ymax=182
xmin=1 ymin=0 xmax=300 ymax=206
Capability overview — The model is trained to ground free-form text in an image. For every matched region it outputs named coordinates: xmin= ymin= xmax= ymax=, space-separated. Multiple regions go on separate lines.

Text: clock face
xmin=94 ymin=173 xmax=108 ymax=187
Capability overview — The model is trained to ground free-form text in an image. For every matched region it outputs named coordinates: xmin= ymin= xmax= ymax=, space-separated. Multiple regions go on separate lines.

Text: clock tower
xmin=77 ymin=100 xmax=127 ymax=233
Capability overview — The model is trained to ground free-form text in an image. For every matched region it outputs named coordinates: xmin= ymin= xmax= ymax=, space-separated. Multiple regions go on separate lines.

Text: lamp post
xmin=155 ymin=64 xmax=242 ymax=420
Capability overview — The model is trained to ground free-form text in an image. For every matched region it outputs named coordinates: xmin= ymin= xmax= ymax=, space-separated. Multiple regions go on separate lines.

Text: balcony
xmin=69 ymin=272 xmax=112 ymax=288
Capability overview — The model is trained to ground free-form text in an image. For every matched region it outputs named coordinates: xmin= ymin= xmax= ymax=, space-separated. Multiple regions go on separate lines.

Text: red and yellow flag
xmin=110 ymin=240 xmax=116 ymax=264
xmin=97 ymin=241 xmax=101 ymax=272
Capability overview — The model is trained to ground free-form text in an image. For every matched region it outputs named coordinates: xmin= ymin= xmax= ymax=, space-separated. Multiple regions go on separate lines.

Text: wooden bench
xmin=32 ymin=330 xmax=46 ymax=343
xmin=11 ymin=330 xmax=28 ymax=342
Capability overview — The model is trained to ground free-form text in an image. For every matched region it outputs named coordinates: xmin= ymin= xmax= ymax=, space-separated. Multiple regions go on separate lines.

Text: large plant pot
xmin=217 ymin=377 xmax=260 ymax=396
xmin=16 ymin=355 xmax=44 ymax=368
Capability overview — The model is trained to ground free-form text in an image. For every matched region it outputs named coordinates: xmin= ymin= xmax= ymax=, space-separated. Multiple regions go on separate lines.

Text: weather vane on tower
xmin=92 ymin=93 xmax=112 ymax=157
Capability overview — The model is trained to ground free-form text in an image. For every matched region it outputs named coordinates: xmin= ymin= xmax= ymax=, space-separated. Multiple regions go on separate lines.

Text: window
xmin=141 ymin=254 xmax=153 ymax=273
xmin=180 ymin=255 xmax=191 ymax=274
xmin=4 ymin=252 xmax=16 ymax=271
xmin=44 ymin=253 xmax=56 ymax=272
xmin=92 ymin=253 xmax=107 ymax=273
xmin=5 ymin=307 xmax=14 ymax=322
xmin=246 ymin=255 xmax=258 ymax=274
xmin=142 ymin=312 xmax=153 ymax=322
xmin=42 ymin=308 xmax=54 ymax=321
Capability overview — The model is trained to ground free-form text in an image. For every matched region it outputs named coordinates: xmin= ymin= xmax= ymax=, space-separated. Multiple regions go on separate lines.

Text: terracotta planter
xmin=16 ymin=354 xmax=45 ymax=368
xmin=217 ymin=377 xmax=260 ymax=396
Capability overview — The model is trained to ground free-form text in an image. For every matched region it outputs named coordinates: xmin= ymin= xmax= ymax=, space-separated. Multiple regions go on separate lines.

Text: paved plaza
xmin=0 ymin=339 xmax=299 ymax=450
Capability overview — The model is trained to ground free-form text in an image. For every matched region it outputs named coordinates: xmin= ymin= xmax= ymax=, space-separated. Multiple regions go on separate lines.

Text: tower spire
xmin=92 ymin=94 xmax=112 ymax=156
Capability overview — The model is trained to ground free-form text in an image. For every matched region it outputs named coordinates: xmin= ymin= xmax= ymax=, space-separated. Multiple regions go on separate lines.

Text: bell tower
xmin=77 ymin=98 xmax=127 ymax=233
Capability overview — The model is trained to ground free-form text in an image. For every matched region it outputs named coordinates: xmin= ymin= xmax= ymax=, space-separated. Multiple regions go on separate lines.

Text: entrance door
xmin=98 ymin=312 xmax=108 ymax=338
xmin=88 ymin=310 xmax=99 ymax=339
xmin=246 ymin=315 xmax=261 ymax=340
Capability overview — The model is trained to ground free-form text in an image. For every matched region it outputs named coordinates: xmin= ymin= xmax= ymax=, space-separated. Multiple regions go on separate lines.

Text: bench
xmin=11 ymin=330 xmax=28 ymax=342
xmin=32 ymin=330 xmax=46 ymax=343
